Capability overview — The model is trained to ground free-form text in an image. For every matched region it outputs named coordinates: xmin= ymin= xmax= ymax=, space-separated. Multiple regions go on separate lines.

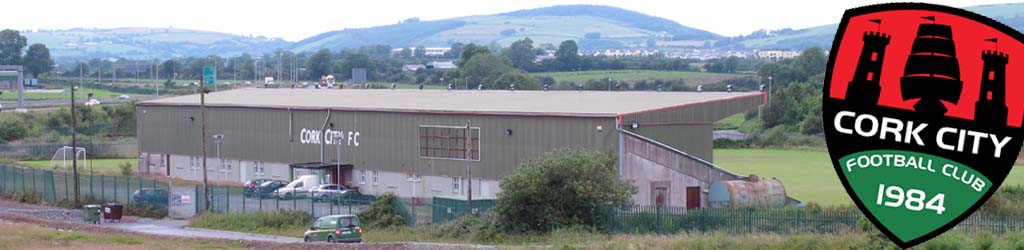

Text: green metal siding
xmin=627 ymin=124 xmax=713 ymax=161
xmin=619 ymin=94 xmax=764 ymax=125
xmin=137 ymin=105 xmax=619 ymax=179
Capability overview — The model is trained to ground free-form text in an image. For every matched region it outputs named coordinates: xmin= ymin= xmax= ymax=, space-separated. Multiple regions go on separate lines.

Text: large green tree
xmin=501 ymin=37 xmax=536 ymax=71
xmin=0 ymin=29 xmax=27 ymax=65
xmin=337 ymin=54 xmax=372 ymax=80
xmin=461 ymin=53 xmax=513 ymax=88
xmin=307 ymin=49 xmax=334 ymax=79
xmin=495 ymin=149 xmax=636 ymax=233
xmin=555 ymin=40 xmax=580 ymax=71
xmin=456 ymin=43 xmax=490 ymax=68
xmin=24 ymin=44 xmax=52 ymax=78
xmin=490 ymin=71 xmax=540 ymax=90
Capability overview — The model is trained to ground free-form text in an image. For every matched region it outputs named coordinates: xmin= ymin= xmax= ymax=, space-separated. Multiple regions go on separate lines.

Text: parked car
xmin=304 ymin=214 xmax=362 ymax=243
xmin=243 ymin=179 xmax=276 ymax=197
xmin=274 ymin=175 xmax=321 ymax=199
xmin=131 ymin=188 xmax=181 ymax=207
xmin=117 ymin=95 xmax=132 ymax=100
xmin=332 ymin=189 xmax=376 ymax=205
xmin=310 ymin=184 xmax=347 ymax=202
xmin=254 ymin=180 xmax=288 ymax=199
xmin=84 ymin=99 xmax=101 ymax=106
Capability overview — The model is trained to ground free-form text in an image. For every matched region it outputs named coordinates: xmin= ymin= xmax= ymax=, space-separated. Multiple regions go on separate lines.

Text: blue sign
xmin=203 ymin=66 xmax=216 ymax=86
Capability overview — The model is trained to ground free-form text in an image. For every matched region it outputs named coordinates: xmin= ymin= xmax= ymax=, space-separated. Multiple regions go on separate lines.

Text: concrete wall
xmin=620 ymin=131 xmax=744 ymax=208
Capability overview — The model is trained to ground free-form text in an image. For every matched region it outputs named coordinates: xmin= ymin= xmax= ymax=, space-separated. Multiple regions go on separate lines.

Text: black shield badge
xmin=824 ymin=3 xmax=1024 ymax=248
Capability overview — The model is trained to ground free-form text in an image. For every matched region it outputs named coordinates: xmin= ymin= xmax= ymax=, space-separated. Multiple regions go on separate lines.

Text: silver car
xmin=310 ymin=184 xmax=347 ymax=202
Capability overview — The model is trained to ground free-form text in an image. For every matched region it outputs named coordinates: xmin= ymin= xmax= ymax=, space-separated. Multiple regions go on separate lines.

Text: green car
xmin=304 ymin=214 xmax=363 ymax=243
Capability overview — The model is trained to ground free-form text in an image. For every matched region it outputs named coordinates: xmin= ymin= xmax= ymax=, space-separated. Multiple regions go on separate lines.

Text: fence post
xmin=225 ymin=185 xmax=230 ymax=213
xmin=101 ymin=175 xmax=107 ymax=201
xmin=310 ymin=195 xmax=315 ymax=217
xmin=242 ymin=186 xmax=246 ymax=213
xmin=31 ymin=168 xmax=36 ymax=195
xmin=20 ymin=168 xmax=25 ymax=194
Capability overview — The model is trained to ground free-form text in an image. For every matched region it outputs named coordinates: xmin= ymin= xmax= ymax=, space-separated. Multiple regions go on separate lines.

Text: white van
xmin=275 ymin=175 xmax=321 ymax=199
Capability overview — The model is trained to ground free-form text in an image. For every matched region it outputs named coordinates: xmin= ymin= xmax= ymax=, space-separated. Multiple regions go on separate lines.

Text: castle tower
xmin=845 ymin=31 xmax=891 ymax=107
xmin=975 ymin=50 xmax=1009 ymax=125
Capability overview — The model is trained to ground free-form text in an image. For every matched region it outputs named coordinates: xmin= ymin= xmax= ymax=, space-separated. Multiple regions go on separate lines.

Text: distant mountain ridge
xmin=732 ymin=3 xmax=1024 ymax=50
xmin=19 ymin=3 xmax=1024 ymax=59
xmin=292 ymin=4 xmax=720 ymax=51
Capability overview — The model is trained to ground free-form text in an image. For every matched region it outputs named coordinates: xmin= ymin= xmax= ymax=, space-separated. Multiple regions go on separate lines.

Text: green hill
xmin=735 ymin=3 xmax=1024 ymax=50
xmin=23 ymin=27 xmax=290 ymax=60
xmin=292 ymin=5 xmax=720 ymax=51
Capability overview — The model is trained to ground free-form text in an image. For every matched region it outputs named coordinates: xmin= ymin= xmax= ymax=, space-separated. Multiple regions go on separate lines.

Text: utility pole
xmin=72 ymin=63 xmax=81 ymax=205
xmin=201 ymin=62 xmax=210 ymax=212
xmin=465 ymin=121 xmax=472 ymax=214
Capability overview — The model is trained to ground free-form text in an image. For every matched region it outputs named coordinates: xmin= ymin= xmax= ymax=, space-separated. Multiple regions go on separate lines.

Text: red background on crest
xmin=828 ymin=10 xmax=1024 ymax=127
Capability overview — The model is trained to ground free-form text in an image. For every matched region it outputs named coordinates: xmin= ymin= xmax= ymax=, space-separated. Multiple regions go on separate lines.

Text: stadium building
xmin=137 ymin=88 xmax=765 ymax=208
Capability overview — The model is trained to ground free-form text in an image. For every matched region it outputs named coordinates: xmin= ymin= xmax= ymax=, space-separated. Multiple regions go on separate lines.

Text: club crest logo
xmin=823 ymin=3 xmax=1024 ymax=248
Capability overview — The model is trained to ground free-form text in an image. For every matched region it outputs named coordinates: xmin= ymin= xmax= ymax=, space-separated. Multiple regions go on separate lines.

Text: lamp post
xmin=71 ymin=63 xmax=81 ymax=205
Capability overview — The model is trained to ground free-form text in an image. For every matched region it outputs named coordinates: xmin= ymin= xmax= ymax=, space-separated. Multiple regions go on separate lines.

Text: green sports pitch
xmin=531 ymin=70 xmax=748 ymax=86
xmin=713 ymin=149 xmax=1024 ymax=207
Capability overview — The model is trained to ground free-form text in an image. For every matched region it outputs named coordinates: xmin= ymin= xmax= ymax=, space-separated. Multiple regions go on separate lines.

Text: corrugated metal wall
xmin=137 ymin=105 xmax=619 ymax=179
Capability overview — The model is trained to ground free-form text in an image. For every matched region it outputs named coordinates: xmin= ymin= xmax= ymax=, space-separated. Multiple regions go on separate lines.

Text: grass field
xmin=531 ymin=70 xmax=748 ymax=86
xmin=713 ymin=149 xmax=1024 ymax=206
xmin=16 ymin=158 xmax=136 ymax=176
xmin=0 ymin=87 xmax=147 ymax=101
xmin=0 ymin=222 xmax=242 ymax=249
xmin=713 ymin=113 xmax=746 ymax=130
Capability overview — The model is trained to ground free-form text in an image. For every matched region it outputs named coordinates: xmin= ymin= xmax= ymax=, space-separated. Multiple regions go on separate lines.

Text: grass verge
xmin=188 ymin=210 xmax=313 ymax=238
xmin=0 ymin=221 xmax=243 ymax=249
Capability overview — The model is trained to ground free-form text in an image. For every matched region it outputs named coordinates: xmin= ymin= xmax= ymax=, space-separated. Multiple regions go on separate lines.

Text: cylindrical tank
xmin=707 ymin=176 xmax=786 ymax=208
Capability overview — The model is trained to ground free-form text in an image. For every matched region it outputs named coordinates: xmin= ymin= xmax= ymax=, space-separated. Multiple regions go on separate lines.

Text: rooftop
xmin=139 ymin=88 xmax=762 ymax=117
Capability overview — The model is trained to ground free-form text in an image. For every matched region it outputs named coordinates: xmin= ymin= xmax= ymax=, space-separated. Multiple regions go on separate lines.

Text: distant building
xmin=390 ymin=47 xmax=452 ymax=57
xmin=402 ymin=64 xmax=426 ymax=72
xmin=755 ymin=49 xmax=800 ymax=62
xmin=426 ymin=61 xmax=456 ymax=70
xmin=591 ymin=49 xmax=659 ymax=57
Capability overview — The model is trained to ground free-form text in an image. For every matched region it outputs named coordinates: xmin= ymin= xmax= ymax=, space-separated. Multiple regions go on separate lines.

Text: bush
xmin=430 ymin=211 xmax=504 ymax=243
xmin=125 ymin=203 xmax=167 ymax=218
xmin=495 ymin=149 xmax=636 ymax=234
xmin=189 ymin=210 xmax=312 ymax=237
xmin=356 ymin=193 xmax=406 ymax=229
xmin=119 ymin=162 xmax=134 ymax=177
xmin=0 ymin=115 xmax=30 ymax=143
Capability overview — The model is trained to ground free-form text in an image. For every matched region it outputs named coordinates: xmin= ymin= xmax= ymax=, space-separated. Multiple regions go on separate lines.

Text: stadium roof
xmin=139 ymin=88 xmax=763 ymax=117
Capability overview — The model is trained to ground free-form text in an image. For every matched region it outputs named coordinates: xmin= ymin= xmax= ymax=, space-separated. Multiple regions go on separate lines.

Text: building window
xmin=989 ymin=71 xmax=996 ymax=80
xmin=360 ymin=170 xmax=367 ymax=184
xmin=253 ymin=161 xmax=265 ymax=176
xmin=189 ymin=157 xmax=200 ymax=170
xmin=452 ymin=177 xmax=461 ymax=193
xmin=418 ymin=125 xmax=481 ymax=161
xmin=866 ymin=72 xmax=874 ymax=81
xmin=871 ymin=52 xmax=878 ymax=62
xmin=372 ymin=171 xmax=379 ymax=185
xmin=222 ymin=159 xmax=231 ymax=171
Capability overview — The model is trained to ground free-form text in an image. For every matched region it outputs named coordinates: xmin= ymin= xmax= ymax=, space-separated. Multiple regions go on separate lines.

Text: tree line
xmin=0 ymin=29 xmax=54 ymax=78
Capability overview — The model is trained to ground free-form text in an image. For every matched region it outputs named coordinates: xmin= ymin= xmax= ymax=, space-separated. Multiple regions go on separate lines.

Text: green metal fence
xmin=0 ymin=165 xmax=169 ymax=208
xmin=603 ymin=206 xmax=1024 ymax=235
xmin=431 ymin=197 xmax=496 ymax=224
xmin=193 ymin=184 xmax=376 ymax=218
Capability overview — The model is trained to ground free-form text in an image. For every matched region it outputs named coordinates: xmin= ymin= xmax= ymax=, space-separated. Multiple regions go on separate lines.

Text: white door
xmin=239 ymin=161 xmax=247 ymax=182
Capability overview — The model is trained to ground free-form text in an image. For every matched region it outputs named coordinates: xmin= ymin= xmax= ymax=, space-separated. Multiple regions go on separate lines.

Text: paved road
xmin=105 ymin=219 xmax=302 ymax=243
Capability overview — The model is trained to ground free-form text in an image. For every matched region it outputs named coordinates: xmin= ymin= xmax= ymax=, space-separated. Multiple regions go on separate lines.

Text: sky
xmin=4 ymin=0 xmax=1021 ymax=41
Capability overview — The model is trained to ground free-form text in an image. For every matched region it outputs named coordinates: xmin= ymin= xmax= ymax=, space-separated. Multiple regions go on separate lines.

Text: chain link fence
xmin=0 ymin=141 xmax=137 ymax=160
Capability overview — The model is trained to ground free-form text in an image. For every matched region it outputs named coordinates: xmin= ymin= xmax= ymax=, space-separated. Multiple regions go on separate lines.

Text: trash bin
xmin=102 ymin=203 xmax=123 ymax=222
xmin=83 ymin=204 xmax=101 ymax=224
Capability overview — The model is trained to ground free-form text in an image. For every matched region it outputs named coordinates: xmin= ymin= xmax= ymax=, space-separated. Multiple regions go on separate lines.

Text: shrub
xmin=356 ymin=193 xmax=405 ymax=229
xmin=125 ymin=203 xmax=167 ymax=218
xmin=495 ymin=149 xmax=636 ymax=234
xmin=430 ymin=211 xmax=504 ymax=243
xmin=119 ymin=162 xmax=134 ymax=177
xmin=189 ymin=210 xmax=312 ymax=237
xmin=0 ymin=115 xmax=30 ymax=143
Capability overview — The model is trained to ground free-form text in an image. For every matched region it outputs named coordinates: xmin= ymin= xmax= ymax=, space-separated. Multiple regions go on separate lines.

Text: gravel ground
xmin=0 ymin=199 xmax=495 ymax=250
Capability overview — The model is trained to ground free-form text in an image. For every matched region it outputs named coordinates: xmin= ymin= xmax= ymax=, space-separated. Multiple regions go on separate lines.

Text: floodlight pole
xmin=201 ymin=66 xmax=210 ymax=212
xmin=465 ymin=120 xmax=472 ymax=213
xmin=71 ymin=63 xmax=81 ymax=205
